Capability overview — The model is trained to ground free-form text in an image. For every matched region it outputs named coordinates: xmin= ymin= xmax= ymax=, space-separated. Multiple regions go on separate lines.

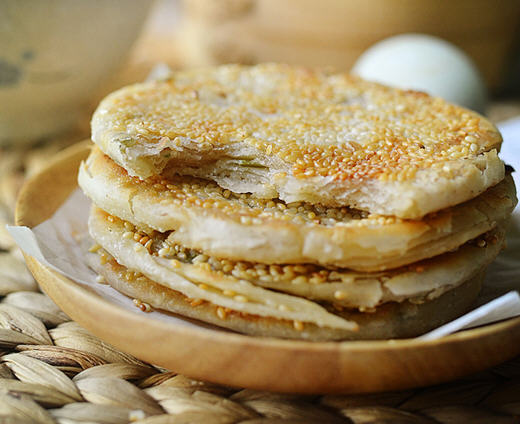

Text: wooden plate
xmin=15 ymin=142 xmax=520 ymax=394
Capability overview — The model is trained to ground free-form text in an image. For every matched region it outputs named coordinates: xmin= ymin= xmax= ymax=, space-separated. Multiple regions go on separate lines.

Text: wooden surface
xmin=13 ymin=142 xmax=520 ymax=394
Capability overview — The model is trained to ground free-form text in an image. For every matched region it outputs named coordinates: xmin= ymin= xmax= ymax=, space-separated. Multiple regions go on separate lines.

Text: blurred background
xmin=92 ymin=0 xmax=520 ymax=116
xmin=2 ymin=0 xmax=520 ymax=145
xmin=0 ymin=0 xmax=520 ymax=230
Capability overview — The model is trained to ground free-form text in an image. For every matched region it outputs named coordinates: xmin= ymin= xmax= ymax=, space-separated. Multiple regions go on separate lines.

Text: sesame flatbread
xmin=89 ymin=206 xmax=505 ymax=309
xmin=89 ymin=243 xmax=487 ymax=341
xmin=79 ymin=147 xmax=516 ymax=270
xmin=91 ymin=64 xmax=504 ymax=219
xmin=87 ymin=206 xmax=504 ymax=339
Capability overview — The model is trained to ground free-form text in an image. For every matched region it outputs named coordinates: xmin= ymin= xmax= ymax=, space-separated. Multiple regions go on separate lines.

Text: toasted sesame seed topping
xmin=94 ymin=63 xmax=500 ymax=186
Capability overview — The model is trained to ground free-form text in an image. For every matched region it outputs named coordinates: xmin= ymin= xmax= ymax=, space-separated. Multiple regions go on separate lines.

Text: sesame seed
xmin=216 ymin=307 xmax=227 ymax=320
xmin=240 ymin=216 xmax=252 ymax=225
xmin=158 ymin=247 xmax=169 ymax=257
xmin=133 ymin=299 xmax=152 ymax=312
xmin=293 ymin=320 xmax=304 ymax=331
xmin=89 ymin=244 xmax=101 ymax=253
xmin=234 ymin=295 xmax=248 ymax=302
xmin=292 ymin=276 xmax=307 ymax=285
xmin=193 ymin=254 xmax=209 ymax=263
xmin=334 ymin=291 xmax=346 ymax=300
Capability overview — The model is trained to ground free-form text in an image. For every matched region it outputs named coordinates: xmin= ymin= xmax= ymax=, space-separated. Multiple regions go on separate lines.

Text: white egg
xmin=351 ymin=34 xmax=487 ymax=114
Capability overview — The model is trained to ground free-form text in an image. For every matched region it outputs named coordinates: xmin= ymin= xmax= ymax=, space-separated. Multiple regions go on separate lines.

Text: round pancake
xmin=91 ymin=63 xmax=504 ymax=219
xmin=79 ymin=147 xmax=517 ymax=270
xmin=88 ymin=206 xmax=504 ymax=335
xmin=88 ymin=206 xmax=506 ymax=311
xmin=89 ymin=252 xmax=486 ymax=341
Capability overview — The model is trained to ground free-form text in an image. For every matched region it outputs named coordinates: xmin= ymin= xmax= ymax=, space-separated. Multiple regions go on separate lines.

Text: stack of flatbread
xmin=79 ymin=64 xmax=517 ymax=340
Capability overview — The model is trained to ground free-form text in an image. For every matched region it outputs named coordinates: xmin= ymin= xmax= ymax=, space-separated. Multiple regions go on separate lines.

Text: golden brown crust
xmin=91 ymin=63 xmax=505 ymax=218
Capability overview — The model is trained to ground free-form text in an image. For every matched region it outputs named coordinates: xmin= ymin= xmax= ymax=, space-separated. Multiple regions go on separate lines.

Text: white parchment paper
xmin=8 ymin=190 xmax=210 ymax=331
xmin=7 ymin=117 xmax=520 ymax=340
